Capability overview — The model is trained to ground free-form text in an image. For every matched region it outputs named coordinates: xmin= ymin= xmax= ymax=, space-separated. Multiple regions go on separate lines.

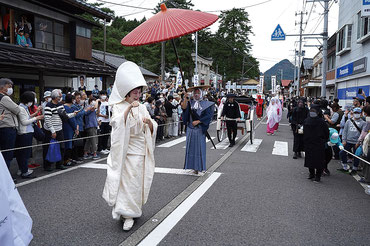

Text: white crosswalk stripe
xmin=272 ymin=141 xmax=288 ymax=156
xmin=211 ymin=137 xmax=239 ymax=150
xmin=241 ymin=139 xmax=263 ymax=152
xmin=157 ymin=136 xmax=186 ymax=148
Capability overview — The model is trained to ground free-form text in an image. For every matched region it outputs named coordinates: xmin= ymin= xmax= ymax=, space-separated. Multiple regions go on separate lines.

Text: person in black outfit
xmin=291 ymin=99 xmax=309 ymax=159
xmin=221 ymin=94 xmax=241 ymax=147
xmin=303 ymin=105 xmax=330 ymax=183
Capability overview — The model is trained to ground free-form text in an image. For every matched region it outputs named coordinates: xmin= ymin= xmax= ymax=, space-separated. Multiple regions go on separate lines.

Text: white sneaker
xmin=103 ymin=149 xmax=110 ymax=154
xmin=123 ymin=218 xmax=134 ymax=231
xmin=17 ymin=169 xmax=33 ymax=176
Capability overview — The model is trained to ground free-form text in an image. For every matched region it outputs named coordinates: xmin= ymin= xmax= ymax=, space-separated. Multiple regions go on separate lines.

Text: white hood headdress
xmin=108 ymin=61 xmax=147 ymax=105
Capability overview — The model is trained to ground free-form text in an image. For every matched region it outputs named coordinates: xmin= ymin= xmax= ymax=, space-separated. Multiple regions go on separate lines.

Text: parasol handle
xmin=171 ymin=39 xmax=187 ymax=92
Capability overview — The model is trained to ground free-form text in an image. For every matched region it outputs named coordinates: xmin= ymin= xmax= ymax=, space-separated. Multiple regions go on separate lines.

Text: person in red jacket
xmin=256 ymin=95 xmax=263 ymax=120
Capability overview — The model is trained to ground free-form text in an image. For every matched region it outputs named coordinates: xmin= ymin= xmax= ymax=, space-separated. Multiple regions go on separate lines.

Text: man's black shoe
xmin=228 ymin=143 xmax=234 ymax=147
xmin=307 ymin=174 xmax=315 ymax=179
xmin=293 ymin=152 xmax=298 ymax=159
xmin=56 ymin=165 xmax=68 ymax=170
xmin=44 ymin=167 xmax=53 ymax=172
xmin=313 ymin=177 xmax=321 ymax=183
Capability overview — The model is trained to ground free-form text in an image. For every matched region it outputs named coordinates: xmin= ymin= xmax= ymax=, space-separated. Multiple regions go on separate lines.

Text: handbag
xmin=45 ymin=139 xmax=62 ymax=163
xmin=297 ymin=124 xmax=304 ymax=134
xmin=33 ymin=123 xmax=45 ymax=141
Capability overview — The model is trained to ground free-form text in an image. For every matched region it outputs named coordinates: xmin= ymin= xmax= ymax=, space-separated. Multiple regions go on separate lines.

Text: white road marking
xmin=80 ymin=164 xmax=204 ymax=176
xmin=211 ymin=137 xmax=239 ymax=150
xmin=272 ymin=141 xmax=289 ymax=156
xmin=138 ymin=172 xmax=222 ymax=246
xmin=241 ymin=139 xmax=263 ymax=152
xmin=182 ymin=137 xmax=215 ymax=148
xmin=157 ymin=136 xmax=186 ymax=148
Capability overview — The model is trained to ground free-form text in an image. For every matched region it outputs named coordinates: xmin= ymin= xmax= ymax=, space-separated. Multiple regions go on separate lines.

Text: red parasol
xmin=121 ymin=4 xmax=218 ymax=46
xmin=120 ymin=4 xmax=218 ymax=89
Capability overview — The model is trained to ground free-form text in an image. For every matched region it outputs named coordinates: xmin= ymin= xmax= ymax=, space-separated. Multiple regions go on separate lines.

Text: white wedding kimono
xmin=102 ymin=101 xmax=157 ymax=219
xmin=0 ymin=153 xmax=33 ymax=246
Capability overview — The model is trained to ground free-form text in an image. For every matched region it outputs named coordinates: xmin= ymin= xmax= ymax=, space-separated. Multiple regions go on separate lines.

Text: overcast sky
xmin=89 ymin=0 xmax=339 ymax=73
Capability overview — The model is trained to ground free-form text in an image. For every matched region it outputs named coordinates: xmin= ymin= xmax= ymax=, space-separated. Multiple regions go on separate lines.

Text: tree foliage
xmin=86 ymin=1 xmax=259 ymax=82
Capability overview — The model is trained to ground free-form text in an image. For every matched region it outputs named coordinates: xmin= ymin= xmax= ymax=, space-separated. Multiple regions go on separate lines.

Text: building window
xmin=327 ymin=55 xmax=335 ymax=71
xmin=357 ymin=12 xmax=370 ymax=43
xmin=76 ymin=25 xmax=91 ymax=38
xmin=336 ymin=24 xmax=352 ymax=55
xmin=34 ymin=16 xmax=69 ymax=53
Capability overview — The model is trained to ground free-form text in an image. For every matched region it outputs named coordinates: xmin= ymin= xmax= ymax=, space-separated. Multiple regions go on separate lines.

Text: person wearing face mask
xmin=41 ymin=91 xmax=52 ymax=114
xmin=303 ymin=106 xmax=330 ymax=183
xmin=339 ymin=107 xmax=366 ymax=173
xmin=102 ymin=61 xmax=157 ymax=231
xmin=43 ymin=89 xmax=78 ymax=171
xmin=181 ymin=86 xmax=215 ymax=175
xmin=291 ymin=99 xmax=309 ymax=159
xmin=71 ymin=92 xmax=88 ymax=163
xmin=15 ymin=91 xmax=43 ymax=178
xmin=0 ymin=78 xmax=20 ymax=169
xmin=97 ymin=91 xmax=111 ymax=155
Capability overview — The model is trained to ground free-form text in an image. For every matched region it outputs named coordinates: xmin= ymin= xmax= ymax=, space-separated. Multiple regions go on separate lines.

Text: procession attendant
xmin=102 ymin=62 xmax=157 ymax=231
xmin=256 ymin=95 xmax=264 ymax=120
xmin=291 ymin=99 xmax=309 ymax=159
xmin=266 ymin=98 xmax=281 ymax=135
xmin=181 ymin=86 xmax=215 ymax=174
xmin=221 ymin=93 xmax=241 ymax=147
xmin=303 ymin=105 xmax=330 ymax=183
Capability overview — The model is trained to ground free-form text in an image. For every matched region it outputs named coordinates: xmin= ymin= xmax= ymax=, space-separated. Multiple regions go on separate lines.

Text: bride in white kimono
xmin=102 ymin=61 xmax=157 ymax=231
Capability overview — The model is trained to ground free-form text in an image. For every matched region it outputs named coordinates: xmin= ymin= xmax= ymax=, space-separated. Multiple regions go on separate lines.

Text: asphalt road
xmin=14 ymin=110 xmax=370 ymax=246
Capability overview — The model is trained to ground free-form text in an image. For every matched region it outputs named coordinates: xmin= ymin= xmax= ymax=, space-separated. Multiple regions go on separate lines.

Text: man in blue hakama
xmin=181 ymin=87 xmax=214 ymax=174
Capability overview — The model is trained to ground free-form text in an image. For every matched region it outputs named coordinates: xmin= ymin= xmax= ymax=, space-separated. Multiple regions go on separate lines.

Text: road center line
xmin=137 ymin=172 xmax=222 ymax=246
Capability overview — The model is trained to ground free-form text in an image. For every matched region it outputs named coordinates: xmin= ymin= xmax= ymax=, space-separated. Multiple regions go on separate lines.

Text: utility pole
xmin=296 ymin=11 xmax=306 ymax=97
xmin=307 ymin=0 xmax=330 ymax=98
xmin=161 ymin=42 xmax=165 ymax=84
xmin=293 ymin=49 xmax=297 ymax=96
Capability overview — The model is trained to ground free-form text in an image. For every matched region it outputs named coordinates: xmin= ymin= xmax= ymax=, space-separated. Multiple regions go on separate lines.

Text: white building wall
xmin=336 ymin=0 xmax=370 ymax=106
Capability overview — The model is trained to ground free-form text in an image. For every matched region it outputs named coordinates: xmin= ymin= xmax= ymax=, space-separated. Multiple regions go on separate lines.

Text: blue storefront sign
xmin=336 ymin=57 xmax=367 ymax=79
xmin=337 ymin=85 xmax=370 ymax=100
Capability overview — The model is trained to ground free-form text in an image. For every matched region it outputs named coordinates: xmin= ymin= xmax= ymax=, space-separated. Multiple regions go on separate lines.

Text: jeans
xmin=15 ymin=133 xmax=33 ymax=174
xmin=339 ymin=142 xmax=357 ymax=167
xmin=0 ymin=127 xmax=17 ymax=167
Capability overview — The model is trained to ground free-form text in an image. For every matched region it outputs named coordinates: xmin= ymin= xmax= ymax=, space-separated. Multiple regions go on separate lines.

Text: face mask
xmin=353 ymin=113 xmax=361 ymax=119
xmin=47 ymin=98 xmax=52 ymax=102
xmin=309 ymin=112 xmax=318 ymax=118
xmin=59 ymin=97 xmax=63 ymax=102
xmin=6 ymin=88 xmax=13 ymax=96
xmin=26 ymin=102 xmax=33 ymax=107
xmin=72 ymin=100 xmax=76 ymax=104
xmin=80 ymin=100 xmax=85 ymax=105
xmin=366 ymin=117 xmax=370 ymax=122
xmin=101 ymin=95 xmax=107 ymax=100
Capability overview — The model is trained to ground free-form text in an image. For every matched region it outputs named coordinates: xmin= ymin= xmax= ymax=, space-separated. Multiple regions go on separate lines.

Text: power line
xmin=95 ymin=0 xmax=153 ymax=10
xmin=204 ymin=0 xmax=274 ymax=13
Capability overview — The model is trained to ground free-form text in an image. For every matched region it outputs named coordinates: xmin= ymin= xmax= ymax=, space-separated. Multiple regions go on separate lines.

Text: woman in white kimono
xmin=102 ymin=61 xmax=157 ymax=231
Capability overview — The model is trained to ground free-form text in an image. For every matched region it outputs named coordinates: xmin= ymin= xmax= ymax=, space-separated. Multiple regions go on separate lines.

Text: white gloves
xmin=339 ymin=145 xmax=344 ymax=150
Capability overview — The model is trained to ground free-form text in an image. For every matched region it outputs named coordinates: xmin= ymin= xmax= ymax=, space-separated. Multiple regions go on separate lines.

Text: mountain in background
xmin=263 ymin=59 xmax=295 ymax=91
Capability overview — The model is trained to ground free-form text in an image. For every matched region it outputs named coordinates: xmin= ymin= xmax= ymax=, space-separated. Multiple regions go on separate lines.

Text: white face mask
xmin=47 ymin=98 xmax=52 ymax=102
xmin=366 ymin=117 xmax=370 ymax=122
xmin=59 ymin=97 xmax=63 ymax=102
xmin=353 ymin=113 xmax=361 ymax=119
xmin=6 ymin=88 xmax=13 ymax=96
xmin=101 ymin=95 xmax=107 ymax=100
xmin=26 ymin=102 xmax=33 ymax=107
xmin=80 ymin=100 xmax=85 ymax=105
xmin=72 ymin=100 xmax=76 ymax=104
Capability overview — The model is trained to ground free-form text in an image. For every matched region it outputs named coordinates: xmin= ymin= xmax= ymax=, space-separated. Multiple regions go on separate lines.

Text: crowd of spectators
xmin=287 ymin=94 xmax=370 ymax=183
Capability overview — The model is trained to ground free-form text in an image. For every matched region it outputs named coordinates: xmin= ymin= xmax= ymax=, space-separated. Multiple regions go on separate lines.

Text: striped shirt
xmin=44 ymin=102 xmax=74 ymax=133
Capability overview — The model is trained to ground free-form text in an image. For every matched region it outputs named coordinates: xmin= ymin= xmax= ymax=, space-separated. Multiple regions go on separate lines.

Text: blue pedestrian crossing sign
xmin=271 ymin=24 xmax=285 ymax=41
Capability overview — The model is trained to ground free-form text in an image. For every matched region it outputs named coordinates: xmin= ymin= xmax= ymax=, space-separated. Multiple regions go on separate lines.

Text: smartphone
xmin=358 ymin=88 xmax=363 ymax=94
